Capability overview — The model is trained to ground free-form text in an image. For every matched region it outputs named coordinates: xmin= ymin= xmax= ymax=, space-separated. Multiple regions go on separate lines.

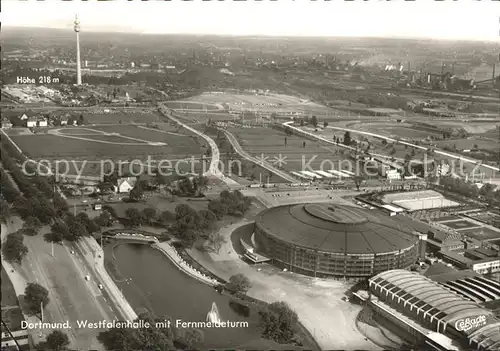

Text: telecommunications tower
xmin=74 ymin=14 xmax=82 ymax=85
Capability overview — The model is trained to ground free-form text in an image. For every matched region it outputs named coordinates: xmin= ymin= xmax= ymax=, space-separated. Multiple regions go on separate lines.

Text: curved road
xmin=283 ymin=121 xmax=500 ymax=173
xmin=158 ymin=103 xmax=238 ymax=185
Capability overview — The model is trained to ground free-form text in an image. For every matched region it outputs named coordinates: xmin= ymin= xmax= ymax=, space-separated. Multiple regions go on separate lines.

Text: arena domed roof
xmin=255 ymin=203 xmax=419 ymax=254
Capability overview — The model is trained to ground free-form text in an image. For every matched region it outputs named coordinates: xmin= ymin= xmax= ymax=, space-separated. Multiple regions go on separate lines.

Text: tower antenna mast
xmin=74 ymin=14 xmax=82 ymax=85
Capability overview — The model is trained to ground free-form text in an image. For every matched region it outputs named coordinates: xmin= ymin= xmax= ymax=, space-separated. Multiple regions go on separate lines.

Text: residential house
xmin=20 ymin=113 xmax=29 ymax=121
xmin=60 ymin=116 xmax=69 ymax=126
xmin=1 ymin=118 xmax=13 ymax=129
xmin=26 ymin=117 xmax=38 ymax=128
xmin=114 ymin=177 xmax=137 ymax=194
xmin=38 ymin=118 xmax=48 ymax=127
xmin=26 ymin=117 xmax=47 ymax=128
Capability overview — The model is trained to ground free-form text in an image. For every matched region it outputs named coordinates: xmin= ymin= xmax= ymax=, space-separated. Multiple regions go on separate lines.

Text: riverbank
xmin=151 ymin=242 xmax=220 ymax=286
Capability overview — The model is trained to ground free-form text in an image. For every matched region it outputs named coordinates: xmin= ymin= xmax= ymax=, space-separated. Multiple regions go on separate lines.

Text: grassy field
xmin=83 ymin=111 xmax=161 ymax=124
xmin=58 ymin=128 xmax=105 ymax=135
xmin=434 ymin=138 xmax=500 ymax=151
xmin=11 ymin=125 xmax=204 ymax=160
xmin=164 ymin=101 xmax=221 ymax=110
xmin=187 ymin=92 xmax=331 ymax=116
xmin=229 ymin=126 xmax=353 ymax=175
xmin=353 ymin=122 xmax=443 ymax=140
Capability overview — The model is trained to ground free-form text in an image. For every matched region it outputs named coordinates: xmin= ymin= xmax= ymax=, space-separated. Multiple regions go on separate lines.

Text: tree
xmin=125 ymin=208 xmax=144 ymax=227
xmin=24 ymin=216 xmax=42 ymax=231
xmin=226 ymin=273 xmax=252 ymax=295
xmin=198 ymin=209 xmax=216 ymax=230
xmin=310 ymin=115 xmax=318 ymax=127
xmin=53 ymin=193 xmax=69 ymax=216
xmin=25 ymin=282 xmax=49 ymax=315
xmin=142 ymin=207 xmax=157 ymax=225
xmin=259 ymin=301 xmax=298 ymax=344
xmin=65 ymin=214 xmax=89 ymax=240
xmin=206 ymin=231 xmax=226 ymax=254
xmin=343 ymin=131 xmax=352 ymax=146
xmin=2 ymin=233 xmax=28 ymax=264
xmin=129 ymin=186 xmax=144 ymax=201
xmin=208 ymin=199 xmax=226 ymax=220
xmin=95 ymin=212 xmax=113 ymax=227
xmin=102 ymin=205 xmax=117 ymax=219
xmin=353 ymin=175 xmax=365 ymax=191
xmin=0 ymin=198 xmax=9 ymax=223
xmin=50 ymin=222 xmax=70 ymax=242
xmin=159 ymin=210 xmax=176 ymax=224
xmin=77 ymin=114 xmax=85 ymax=125
xmin=45 ymin=330 xmax=70 ymax=351
xmin=76 ymin=212 xmax=101 ymax=234
xmin=175 ymin=328 xmax=204 ymax=348
xmin=97 ymin=312 xmax=174 ymax=351
xmin=323 ymin=121 xmax=328 ymax=128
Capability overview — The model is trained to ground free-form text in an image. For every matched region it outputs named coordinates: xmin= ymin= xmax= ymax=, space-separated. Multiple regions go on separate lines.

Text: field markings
xmin=49 ymin=128 xmax=167 ymax=146
xmin=138 ymin=125 xmax=187 ymax=137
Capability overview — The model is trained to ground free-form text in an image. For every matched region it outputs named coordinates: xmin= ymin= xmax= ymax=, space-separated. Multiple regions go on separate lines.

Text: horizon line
xmin=4 ymin=25 xmax=500 ymax=44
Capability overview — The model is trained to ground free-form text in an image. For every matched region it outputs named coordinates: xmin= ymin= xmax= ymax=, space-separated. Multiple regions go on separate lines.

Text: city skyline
xmin=2 ymin=0 xmax=500 ymax=42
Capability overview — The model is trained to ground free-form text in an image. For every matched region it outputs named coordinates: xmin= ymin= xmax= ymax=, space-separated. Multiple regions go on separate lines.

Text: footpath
xmin=0 ymin=220 xmax=66 ymax=348
xmin=79 ymin=237 xmax=138 ymax=321
xmin=152 ymin=242 xmax=219 ymax=286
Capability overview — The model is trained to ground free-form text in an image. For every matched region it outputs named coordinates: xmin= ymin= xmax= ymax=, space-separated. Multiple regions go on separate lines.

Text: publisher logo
xmin=454 ymin=315 xmax=487 ymax=332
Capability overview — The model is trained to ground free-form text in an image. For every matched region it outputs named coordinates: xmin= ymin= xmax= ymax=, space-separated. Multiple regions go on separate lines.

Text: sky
xmin=2 ymin=0 xmax=500 ymax=42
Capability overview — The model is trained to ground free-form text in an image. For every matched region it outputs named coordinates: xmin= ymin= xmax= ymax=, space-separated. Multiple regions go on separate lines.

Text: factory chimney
xmin=492 ymin=64 xmax=496 ymax=89
xmin=407 ymin=61 xmax=411 ymax=83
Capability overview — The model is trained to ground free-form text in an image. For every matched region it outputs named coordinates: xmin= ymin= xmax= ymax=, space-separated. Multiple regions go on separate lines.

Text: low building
xmin=114 ymin=177 xmax=137 ymax=193
xmin=37 ymin=118 xmax=48 ymax=127
xmin=369 ymin=269 xmax=500 ymax=351
xmin=26 ymin=117 xmax=37 ymax=128
xmin=1 ymin=119 xmax=13 ymax=129
xmin=438 ymin=247 xmax=500 ymax=274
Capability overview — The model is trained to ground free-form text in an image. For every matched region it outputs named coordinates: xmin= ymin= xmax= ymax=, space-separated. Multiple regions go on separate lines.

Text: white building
xmin=114 ymin=177 xmax=137 ymax=193
xmin=386 ymin=169 xmax=401 ymax=180
xmin=26 ymin=117 xmax=37 ymax=128
xmin=38 ymin=118 xmax=48 ymax=127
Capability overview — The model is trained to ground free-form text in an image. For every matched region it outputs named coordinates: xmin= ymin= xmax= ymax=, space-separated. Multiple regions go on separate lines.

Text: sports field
xmin=353 ymin=122 xmax=443 ymax=140
xmin=10 ymin=125 xmax=207 ymax=177
xmin=382 ymin=190 xmax=460 ymax=211
xmin=458 ymin=227 xmax=500 ymax=241
xmin=465 ymin=211 xmax=500 ymax=226
xmin=441 ymin=219 xmax=479 ymax=230
xmin=187 ymin=92 xmax=331 ymax=116
xmin=228 ymin=126 xmax=358 ymax=179
xmin=434 ymin=138 xmax=500 ymax=151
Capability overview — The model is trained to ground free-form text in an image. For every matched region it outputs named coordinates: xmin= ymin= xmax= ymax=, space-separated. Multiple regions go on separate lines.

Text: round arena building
xmin=254 ymin=203 xmax=420 ymax=278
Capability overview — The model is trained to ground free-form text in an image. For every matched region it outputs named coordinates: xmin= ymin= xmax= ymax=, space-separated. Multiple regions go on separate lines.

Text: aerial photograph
xmin=1 ymin=0 xmax=499 ymax=350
